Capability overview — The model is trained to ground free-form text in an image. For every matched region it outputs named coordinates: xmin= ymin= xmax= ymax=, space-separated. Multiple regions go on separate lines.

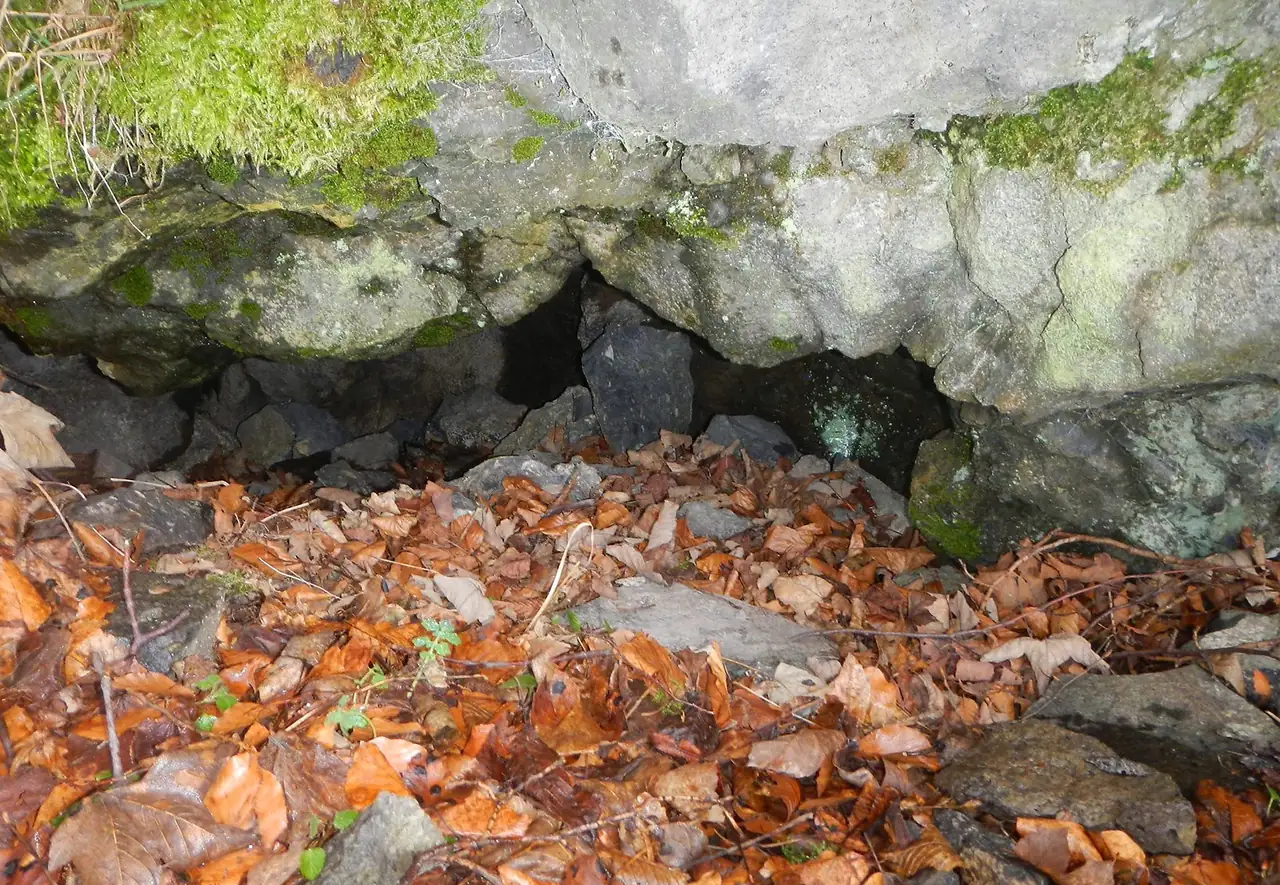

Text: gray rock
xmin=1029 ymin=666 xmax=1280 ymax=791
xmin=434 ymin=389 xmax=528 ymax=450
xmin=315 ymin=461 xmax=396 ymax=496
xmin=583 ymin=325 xmax=693 ymax=452
xmin=935 ymin=719 xmax=1195 ymax=855
xmin=68 ymin=488 xmax=212 ymax=554
xmin=281 ymin=631 xmax=338 ymax=666
xmin=835 ymin=462 xmax=911 ymax=538
xmin=910 ymin=381 xmax=1280 ymax=561
xmin=0 ymin=337 xmax=187 ymax=477
xmin=237 ymin=403 xmax=349 ymax=466
xmin=334 ymin=433 xmax=401 ymax=470
xmin=578 ymin=277 xmax=658 ymax=349
xmin=572 ymin=578 xmax=838 ymax=674
xmin=1190 ymin=612 xmax=1280 ymax=712
xmin=909 ymin=873 xmax=959 ymax=885
xmin=167 ymin=414 xmax=237 ymax=474
xmin=454 ymin=455 xmax=601 ymax=501
xmin=494 ymin=386 xmax=599 ymax=456
xmin=203 ymin=363 xmax=265 ymax=433
xmin=704 ymin=415 xmax=798 ymax=465
xmin=678 ymin=501 xmax=753 ymax=541
xmin=893 ymin=566 xmax=968 ymax=596
xmin=932 ymin=810 xmax=1050 ymax=885
xmin=314 ymin=792 xmax=444 ymax=885
xmin=789 ymin=455 xmax=832 ymax=478
xmin=105 ymin=573 xmax=227 ymax=674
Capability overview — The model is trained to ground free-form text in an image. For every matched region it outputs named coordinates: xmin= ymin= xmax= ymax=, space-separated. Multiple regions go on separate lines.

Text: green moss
xmin=951 ymin=49 xmax=1280 ymax=184
xmin=321 ymin=120 xmax=435 ymax=211
xmin=767 ymin=150 xmax=793 ymax=181
xmin=110 ymin=265 xmax=155 ymax=307
xmin=908 ymin=435 xmax=983 ymax=561
xmin=11 ymin=306 xmax=51 ymax=337
xmin=504 ymin=84 xmax=528 ymax=107
xmin=208 ymin=570 xmax=257 ymax=597
xmin=802 ymin=157 xmax=835 ymax=178
xmin=661 ymin=191 xmax=731 ymax=243
xmin=183 ymin=300 xmax=220 ymax=320
xmin=0 ymin=92 xmax=74 ymax=229
xmin=412 ymin=312 xmax=475 ymax=347
xmin=238 ymin=299 xmax=263 ymax=322
xmin=526 ymin=108 xmax=579 ymax=131
xmin=170 ymin=225 xmax=254 ymax=286
xmin=205 ymin=157 xmax=240 ymax=185
xmin=768 ymin=336 xmax=798 ymax=353
xmin=511 ymin=136 xmax=545 ymax=162
xmin=910 ymin=504 xmax=983 ymax=562
xmin=873 ymin=143 xmax=910 ymax=175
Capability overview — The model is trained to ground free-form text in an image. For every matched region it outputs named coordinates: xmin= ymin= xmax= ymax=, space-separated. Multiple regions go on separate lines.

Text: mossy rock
xmin=908 ymin=433 xmax=985 ymax=561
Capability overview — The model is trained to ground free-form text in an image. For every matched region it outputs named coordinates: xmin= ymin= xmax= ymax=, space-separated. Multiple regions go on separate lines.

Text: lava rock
xmin=314 ymin=792 xmax=443 ymax=885
xmin=455 ymin=455 xmax=601 ymax=501
xmin=334 ymin=433 xmax=401 ymax=470
xmin=572 ymin=578 xmax=838 ymax=674
xmin=434 ymin=389 xmax=528 ymax=450
xmin=105 ymin=573 xmax=228 ymax=674
xmin=583 ymin=325 xmax=693 ymax=453
xmin=932 ymin=810 xmax=1050 ymax=885
xmin=1029 ymin=666 xmax=1280 ymax=791
xmin=495 ymin=386 xmax=599 ymax=456
xmin=67 ymin=488 xmax=212 ymax=554
xmin=935 ymin=719 xmax=1195 ymax=854
xmin=678 ymin=501 xmax=753 ymax=540
xmin=704 ymin=414 xmax=798 ymax=464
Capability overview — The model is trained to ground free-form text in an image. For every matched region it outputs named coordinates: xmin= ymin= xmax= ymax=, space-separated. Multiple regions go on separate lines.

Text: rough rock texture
xmin=313 ymin=792 xmax=444 ymax=885
xmin=935 ymin=719 xmax=1195 ymax=854
xmin=704 ymin=415 xmax=797 ymax=465
xmin=237 ymin=403 xmax=350 ymax=466
xmin=454 ymin=455 xmax=601 ymax=502
xmin=932 ymin=810 xmax=1050 ymax=885
xmin=434 ymin=389 xmax=528 ymax=449
xmin=105 ymin=573 xmax=227 ymax=674
xmin=333 ymin=433 xmax=401 ymax=470
xmin=1190 ymin=611 xmax=1280 ymax=713
xmin=315 ymin=461 xmax=397 ymax=495
xmin=909 ymin=381 xmax=1280 ymax=560
xmin=1029 ymin=666 xmax=1280 ymax=790
xmin=678 ymin=501 xmax=753 ymax=541
xmin=572 ymin=578 xmax=839 ymax=674
xmin=67 ymin=488 xmax=213 ymax=554
xmin=584 ymin=325 xmax=694 ymax=452
xmin=494 ymin=386 xmax=599 ymax=456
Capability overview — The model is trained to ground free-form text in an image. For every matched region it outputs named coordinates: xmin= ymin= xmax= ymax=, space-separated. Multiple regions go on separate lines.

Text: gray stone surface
xmin=578 ymin=277 xmax=658 ymax=348
xmin=1191 ymin=611 xmax=1280 ymax=712
xmin=583 ymin=325 xmax=694 ymax=453
xmin=313 ymin=792 xmax=444 ymax=885
xmin=434 ymin=389 xmax=528 ymax=450
xmin=315 ymin=461 xmax=396 ymax=496
xmin=518 ymin=0 xmax=1249 ymax=144
xmin=704 ymin=415 xmax=798 ymax=465
xmin=572 ymin=578 xmax=838 ymax=674
xmin=454 ymin=455 xmax=601 ymax=501
xmin=68 ymin=488 xmax=213 ymax=554
xmin=910 ymin=381 xmax=1280 ymax=561
xmin=202 ymin=363 xmax=266 ymax=434
xmin=678 ymin=501 xmax=753 ymax=541
xmin=1029 ymin=666 xmax=1280 ymax=791
xmin=334 ymin=433 xmax=401 ymax=470
xmin=494 ymin=386 xmax=599 ymax=456
xmin=237 ymin=403 xmax=349 ymax=466
xmin=932 ymin=810 xmax=1050 ymax=885
xmin=105 ymin=573 xmax=227 ymax=674
xmin=935 ymin=719 xmax=1195 ymax=855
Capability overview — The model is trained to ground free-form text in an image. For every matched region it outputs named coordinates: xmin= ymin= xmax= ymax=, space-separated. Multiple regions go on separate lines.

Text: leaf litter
xmin=0 ymin=417 xmax=1275 ymax=885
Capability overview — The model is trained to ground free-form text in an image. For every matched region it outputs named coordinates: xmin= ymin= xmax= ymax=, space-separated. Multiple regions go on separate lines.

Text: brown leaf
xmin=49 ymin=780 xmax=254 ymax=885
xmin=790 ymin=853 xmax=872 ymax=885
xmin=115 ymin=671 xmax=197 ymax=698
xmin=596 ymin=847 xmax=690 ymax=885
xmin=882 ymin=828 xmax=961 ymax=877
xmin=0 ymin=390 xmax=73 ymax=469
xmin=747 ymin=729 xmax=846 ymax=778
xmin=617 ymin=633 xmax=687 ymax=697
xmin=856 ymin=725 xmax=931 ymax=758
xmin=862 ymin=547 xmax=935 ymax=573
xmin=772 ymin=575 xmax=833 ymax=618
xmin=0 ymin=558 xmax=52 ymax=632
xmin=824 ymin=657 xmax=903 ymax=727
xmin=438 ymin=790 xmax=532 ymax=838
xmin=345 ymin=742 xmax=412 ymax=809
xmin=762 ymin=524 xmax=821 ymax=559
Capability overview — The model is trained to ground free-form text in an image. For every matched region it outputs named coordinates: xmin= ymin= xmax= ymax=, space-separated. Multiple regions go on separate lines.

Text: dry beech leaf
xmin=0 ymin=390 xmax=73 ymax=469
xmin=596 ymin=847 xmax=690 ymax=885
xmin=433 ymin=573 xmax=496 ymax=625
xmin=437 ymin=790 xmax=532 ymax=838
xmin=825 ymin=657 xmax=903 ymax=726
xmin=772 ymin=575 xmax=833 ymax=618
xmin=883 ymin=828 xmax=961 ymax=877
xmin=49 ymin=779 xmax=254 ymax=885
xmin=982 ymin=635 xmax=1107 ymax=691
xmin=115 ymin=671 xmax=197 ymax=698
xmin=747 ymin=729 xmax=846 ymax=778
xmin=345 ymin=742 xmax=413 ymax=809
xmin=862 ymin=547 xmax=935 ymax=573
xmin=857 ymin=724 xmax=932 ymax=758
xmin=791 ymin=853 xmax=872 ymax=885
xmin=0 ymin=558 xmax=52 ymax=632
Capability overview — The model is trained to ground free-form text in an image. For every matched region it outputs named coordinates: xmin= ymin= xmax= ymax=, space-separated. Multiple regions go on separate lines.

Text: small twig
xmin=447 ymin=858 xmax=504 ymax=885
xmin=525 ymin=521 xmax=592 ymax=635
xmin=93 ymin=653 xmax=123 ymax=780
xmin=31 ymin=477 xmax=85 ymax=561
xmin=700 ymin=813 xmax=815 ymax=862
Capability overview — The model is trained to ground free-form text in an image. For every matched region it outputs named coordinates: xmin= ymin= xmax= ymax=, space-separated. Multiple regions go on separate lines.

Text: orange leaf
xmin=862 ymin=547 xmax=935 ymax=573
xmin=210 ymin=702 xmax=268 ymax=735
xmin=205 ymin=752 xmax=261 ymax=830
xmin=3 ymin=704 xmax=34 ymax=742
xmin=72 ymin=707 xmax=162 ymax=740
xmin=437 ymin=790 xmax=531 ymax=838
xmin=70 ymin=524 xmax=125 ymax=566
xmin=344 ymin=743 xmax=412 ymax=810
xmin=115 ymin=671 xmax=196 ymax=698
xmin=857 ymin=725 xmax=931 ymax=758
xmin=593 ymin=500 xmax=631 ymax=529
xmin=254 ymin=768 xmax=288 ymax=847
xmin=185 ymin=847 xmax=262 ymax=885
xmin=0 ymin=558 xmax=52 ymax=631
xmin=616 ymin=633 xmax=686 ymax=696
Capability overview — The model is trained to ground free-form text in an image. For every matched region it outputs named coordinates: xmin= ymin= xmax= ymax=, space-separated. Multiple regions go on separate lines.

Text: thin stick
xmin=526 ymin=522 xmax=592 ymax=635
xmin=31 ymin=477 xmax=85 ymax=561
xmin=93 ymin=653 xmax=123 ymax=780
xmin=447 ymin=858 xmax=503 ymax=885
xmin=700 ymin=813 xmax=815 ymax=862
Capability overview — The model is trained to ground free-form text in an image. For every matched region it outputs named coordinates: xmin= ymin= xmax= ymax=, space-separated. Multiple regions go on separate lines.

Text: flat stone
xmin=572 ymin=578 xmax=837 ymax=674
xmin=434 ymin=389 xmax=528 ymax=450
xmin=1029 ymin=666 xmax=1280 ymax=791
xmin=454 ymin=455 xmax=601 ymax=501
xmin=704 ymin=414 xmax=798 ymax=465
xmin=932 ymin=810 xmax=1050 ymax=885
xmin=105 ymin=573 xmax=227 ymax=674
xmin=583 ymin=325 xmax=693 ymax=453
xmin=68 ymin=488 xmax=212 ymax=554
xmin=935 ymin=719 xmax=1195 ymax=855
xmin=314 ymin=792 xmax=444 ymax=885
xmin=494 ymin=386 xmax=599 ymax=456
xmin=678 ymin=501 xmax=753 ymax=540
xmin=334 ymin=433 xmax=401 ymax=470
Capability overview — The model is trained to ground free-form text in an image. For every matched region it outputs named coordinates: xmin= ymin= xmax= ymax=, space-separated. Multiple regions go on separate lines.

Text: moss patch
xmin=183 ymin=300 xmax=220 ymax=320
xmin=169 ymin=225 xmax=255 ymax=287
xmin=412 ymin=312 xmax=475 ymax=347
xmin=768 ymin=336 xmax=798 ymax=354
xmin=110 ymin=265 xmax=155 ymax=307
xmin=321 ymin=120 xmax=436 ymax=211
xmin=949 ymin=48 xmax=1280 ymax=184
xmin=205 ymin=157 xmax=240 ymax=185
xmin=873 ymin=144 xmax=909 ymax=174
xmin=9 ymin=306 xmax=52 ymax=338
xmin=908 ymin=435 xmax=983 ymax=561
xmin=504 ymin=84 xmax=528 ymax=108
xmin=238 ymin=299 xmax=263 ymax=322
xmin=511 ymin=136 xmax=545 ymax=162
xmin=527 ymin=108 xmax=579 ymax=131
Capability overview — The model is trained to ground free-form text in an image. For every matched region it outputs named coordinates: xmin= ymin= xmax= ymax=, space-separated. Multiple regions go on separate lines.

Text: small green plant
xmin=325 ymin=695 xmax=371 ymax=735
xmin=565 ymin=610 xmax=582 ymax=633
xmin=195 ymin=674 xmax=238 ymax=712
xmin=356 ymin=663 xmax=388 ymax=689
xmin=649 ymin=687 xmax=684 ymax=717
xmin=414 ymin=618 xmax=461 ymax=661
xmin=307 ymin=814 xmax=323 ymax=839
xmin=208 ymin=570 xmax=257 ymax=597
xmin=298 ymin=847 xmax=326 ymax=881
xmin=110 ymin=265 xmax=155 ymax=307
xmin=333 ymin=809 xmax=359 ymax=830
xmin=780 ymin=840 xmax=833 ymax=864
xmin=511 ymin=135 xmax=544 ymax=162
xmin=1268 ymin=785 xmax=1280 ymax=816
xmin=499 ymin=672 xmax=537 ymax=693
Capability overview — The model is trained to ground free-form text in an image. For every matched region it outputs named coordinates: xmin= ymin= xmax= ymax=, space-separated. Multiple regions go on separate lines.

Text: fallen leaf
xmin=0 ymin=390 xmax=73 ymax=469
xmin=772 ymin=574 xmax=834 ymax=618
xmin=857 ymin=725 xmax=931 ymax=758
xmin=433 ymin=573 xmax=496 ymax=625
xmin=982 ymin=634 xmax=1106 ymax=692
xmin=825 ymin=657 xmax=903 ymax=726
xmin=747 ymin=729 xmax=846 ymax=778
xmin=344 ymin=742 xmax=412 ymax=809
